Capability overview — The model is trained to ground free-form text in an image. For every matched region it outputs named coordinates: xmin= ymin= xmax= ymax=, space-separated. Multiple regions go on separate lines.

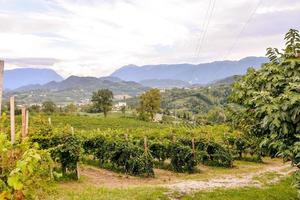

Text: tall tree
xmin=91 ymin=89 xmax=113 ymax=117
xmin=230 ymin=29 xmax=300 ymax=168
xmin=138 ymin=89 xmax=161 ymax=121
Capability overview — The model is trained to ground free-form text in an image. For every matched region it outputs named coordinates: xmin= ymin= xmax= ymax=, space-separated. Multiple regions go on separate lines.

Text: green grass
xmin=181 ymin=177 xmax=298 ymax=200
xmin=52 ymin=186 xmax=169 ymax=200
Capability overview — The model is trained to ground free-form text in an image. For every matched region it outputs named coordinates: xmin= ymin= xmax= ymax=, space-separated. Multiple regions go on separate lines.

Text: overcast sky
xmin=0 ymin=0 xmax=299 ymax=77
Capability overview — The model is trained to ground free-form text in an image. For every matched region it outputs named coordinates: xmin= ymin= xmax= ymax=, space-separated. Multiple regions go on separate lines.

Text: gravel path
xmin=166 ymin=163 xmax=294 ymax=194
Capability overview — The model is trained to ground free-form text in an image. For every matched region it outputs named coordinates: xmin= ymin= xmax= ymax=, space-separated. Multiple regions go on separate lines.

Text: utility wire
xmin=196 ymin=0 xmax=216 ymax=60
xmin=223 ymin=0 xmax=264 ymax=60
xmin=194 ymin=0 xmax=213 ymax=58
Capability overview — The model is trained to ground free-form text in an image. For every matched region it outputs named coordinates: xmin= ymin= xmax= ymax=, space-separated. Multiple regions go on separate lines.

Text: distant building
xmin=113 ymin=102 xmax=127 ymax=110
xmin=153 ymin=113 xmax=163 ymax=122
xmin=114 ymin=94 xmax=132 ymax=100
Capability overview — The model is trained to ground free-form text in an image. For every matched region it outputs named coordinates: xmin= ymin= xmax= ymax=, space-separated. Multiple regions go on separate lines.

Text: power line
xmin=223 ymin=0 xmax=264 ymax=60
xmin=194 ymin=0 xmax=213 ymax=58
xmin=195 ymin=0 xmax=216 ymax=61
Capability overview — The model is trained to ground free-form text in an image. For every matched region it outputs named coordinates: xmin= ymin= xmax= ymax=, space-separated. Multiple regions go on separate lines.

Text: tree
xmin=65 ymin=103 xmax=77 ymax=113
xmin=91 ymin=89 xmax=113 ymax=117
xmin=230 ymin=29 xmax=300 ymax=168
xmin=138 ymin=89 xmax=161 ymax=121
xmin=42 ymin=101 xmax=57 ymax=113
xmin=29 ymin=104 xmax=41 ymax=113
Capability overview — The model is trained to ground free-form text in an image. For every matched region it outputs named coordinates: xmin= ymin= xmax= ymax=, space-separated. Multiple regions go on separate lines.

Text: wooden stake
xmin=192 ymin=138 xmax=196 ymax=158
xmin=10 ymin=96 xmax=15 ymax=144
xmin=144 ymin=136 xmax=148 ymax=152
xmin=25 ymin=110 xmax=29 ymax=136
xmin=0 ymin=60 xmax=3 ymax=117
xmin=125 ymin=134 xmax=128 ymax=141
xmin=21 ymin=107 xmax=26 ymax=141
xmin=48 ymin=117 xmax=51 ymax=125
xmin=71 ymin=126 xmax=74 ymax=135
xmin=76 ymin=162 xmax=80 ymax=180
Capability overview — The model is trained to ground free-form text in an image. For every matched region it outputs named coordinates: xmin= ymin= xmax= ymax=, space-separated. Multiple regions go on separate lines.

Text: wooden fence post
xmin=125 ymin=134 xmax=128 ymax=141
xmin=21 ymin=107 xmax=26 ymax=141
xmin=10 ymin=96 xmax=15 ymax=144
xmin=48 ymin=117 xmax=51 ymax=125
xmin=25 ymin=110 xmax=29 ymax=136
xmin=71 ymin=126 xmax=74 ymax=135
xmin=192 ymin=138 xmax=196 ymax=158
xmin=76 ymin=162 xmax=80 ymax=180
xmin=144 ymin=136 xmax=148 ymax=152
xmin=172 ymin=135 xmax=176 ymax=143
xmin=0 ymin=60 xmax=3 ymax=117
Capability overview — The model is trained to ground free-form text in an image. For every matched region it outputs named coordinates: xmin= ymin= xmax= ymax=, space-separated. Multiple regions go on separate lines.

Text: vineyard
xmin=1 ymin=29 xmax=300 ymax=200
xmin=0 ymin=112 xmax=298 ymax=199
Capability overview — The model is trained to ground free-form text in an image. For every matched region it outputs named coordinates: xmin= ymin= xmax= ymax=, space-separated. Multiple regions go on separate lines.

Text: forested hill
xmin=111 ymin=57 xmax=268 ymax=84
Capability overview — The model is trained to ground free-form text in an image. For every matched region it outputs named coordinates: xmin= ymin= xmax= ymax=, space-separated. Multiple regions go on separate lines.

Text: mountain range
xmin=4 ymin=68 xmax=63 ymax=90
xmin=4 ymin=76 xmax=148 ymax=105
xmin=2 ymin=56 xmax=269 ymax=104
xmin=111 ymin=56 xmax=268 ymax=85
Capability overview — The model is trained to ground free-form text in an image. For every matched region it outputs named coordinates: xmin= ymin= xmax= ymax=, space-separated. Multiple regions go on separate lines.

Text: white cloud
xmin=0 ymin=0 xmax=299 ymax=77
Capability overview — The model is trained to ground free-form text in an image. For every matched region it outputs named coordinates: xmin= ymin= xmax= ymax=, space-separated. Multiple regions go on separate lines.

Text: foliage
xmin=231 ymin=29 xmax=300 ymax=168
xmin=52 ymin=133 xmax=81 ymax=176
xmin=42 ymin=101 xmax=57 ymax=113
xmin=30 ymin=124 xmax=82 ymax=179
xmin=169 ymin=143 xmax=197 ymax=173
xmin=83 ymin=135 xmax=154 ymax=177
xmin=149 ymin=140 xmax=170 ymax=166
xmin=231 ymin=29 xmax=300 ymax=193
xmin=91 ymin=89 xmax=113 ymax=117
xmin=0 ymin=133 xmax=53 ymax=199
xmin=138 ymin=89 xmax=161 ymax=121
xmin=64 ymin=103 xmax=77 ymax=113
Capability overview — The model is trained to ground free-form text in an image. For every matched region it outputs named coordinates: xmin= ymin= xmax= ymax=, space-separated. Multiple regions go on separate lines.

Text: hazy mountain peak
xmin=4 ymin=68 xmax=63 ymax=90
xmin=111 ymin=56 xmax=268 ymax=84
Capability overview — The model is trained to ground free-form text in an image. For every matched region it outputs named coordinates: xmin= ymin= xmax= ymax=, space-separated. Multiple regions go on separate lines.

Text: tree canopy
xmin=230 ymin=29 xmax=300 ymax=167
xmin=138 ymin=89 xmax=161 ymax=121
xmin=91 ymin=89 xmax=113 ymax=117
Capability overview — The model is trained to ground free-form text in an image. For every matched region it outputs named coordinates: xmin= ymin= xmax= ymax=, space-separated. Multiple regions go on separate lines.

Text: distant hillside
xmin=139 ymin=79 xmax=190 ymax=89
xmin=4 ymin=68 xmax=63 ymax=90
xmin=6 ymin=76 xmax=148 ymax=105
xmin=210 ymin=75 xmax=243 ymax=86
xmin=111 ymin=57 xmax=268 ymax=84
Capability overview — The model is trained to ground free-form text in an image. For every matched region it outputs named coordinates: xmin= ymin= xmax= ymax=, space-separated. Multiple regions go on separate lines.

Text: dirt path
xmin=60 ymin=159 xmax=295 ymax=195
xmin=166 ymin=163 xmax=294 ymax=194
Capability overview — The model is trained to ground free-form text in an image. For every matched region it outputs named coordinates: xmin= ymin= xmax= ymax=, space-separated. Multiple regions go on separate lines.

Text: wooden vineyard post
xmin=76 ymin=162 xmax=80 ymax=180
xmin=71 ymin=126 xmax=74 ymax=135
xmin=144 ymin=136 xmax=148 ymax=152
xmin=10 ymin=96 xmax=15 ymax=144
xmin=172 ymin=135 xmax=176 ymax=143
xmin=0 ymin=60 xmax=3 ymax=117
xmin=192 ymin=138 xmax=196 ymax=159
xmin=48 ymin=117 xmax=52 ymax=125
xmin=125 ymin=133 xmax=128 ymax=141
xmin=21 ymin=107 xmax=27 ymax=141
xmin=25 ymin=110 xmax=29 ymax=136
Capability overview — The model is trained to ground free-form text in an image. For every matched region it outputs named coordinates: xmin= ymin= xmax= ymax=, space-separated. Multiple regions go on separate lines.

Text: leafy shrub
xmin=204 ymin=142 xmax=233 ymax=167
xmin=170 ymin=143 xmax=197 ymax=173
xmin=0 ymin=134 xmax=53 ymax=199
